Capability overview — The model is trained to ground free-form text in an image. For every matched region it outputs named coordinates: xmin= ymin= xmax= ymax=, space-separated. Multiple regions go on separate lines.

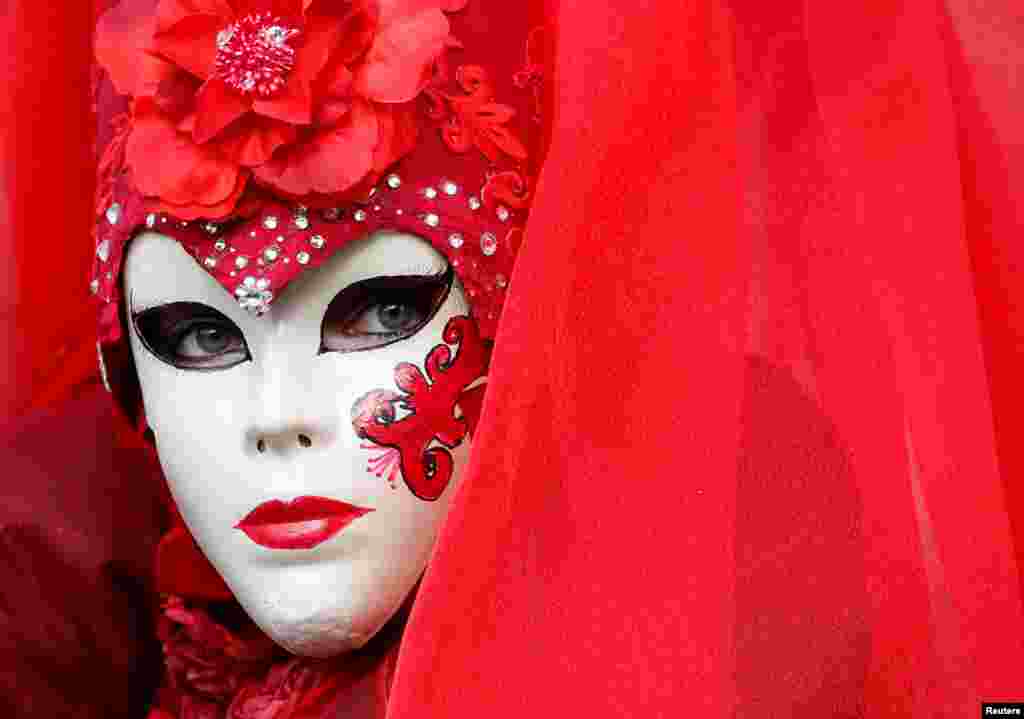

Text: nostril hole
xmin=297 ymin=434 xmax=312 ymax=448
xmin=257 ymin=439 xmax=266 ymax=454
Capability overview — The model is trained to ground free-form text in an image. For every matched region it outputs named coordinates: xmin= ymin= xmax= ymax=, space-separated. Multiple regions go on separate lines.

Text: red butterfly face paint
xmin=352 ymin=315 xmax=489 ymax=501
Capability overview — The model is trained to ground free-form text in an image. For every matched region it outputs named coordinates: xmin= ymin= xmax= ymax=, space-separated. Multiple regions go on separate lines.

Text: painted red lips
xmin=235 ymin=496 xmax=374 ymax=550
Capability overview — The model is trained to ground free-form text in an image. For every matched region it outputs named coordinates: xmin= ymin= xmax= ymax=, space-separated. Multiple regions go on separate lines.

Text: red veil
xmin=2 ymin=0 xmax=1023 ymax=716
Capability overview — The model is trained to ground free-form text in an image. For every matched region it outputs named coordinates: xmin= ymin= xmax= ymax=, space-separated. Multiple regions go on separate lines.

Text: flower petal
xmin=156 ymin=0 xmax=233 ymax=32
xmin=128 ymin=100 xmax=248 ymax=217
xmin=353 ymin=9 xmax=449 ymax=103
xmin=153 ymin=13 xmax=223 ymax=80
xmin=96 ymin=2 xmax=158 ymax=96
xmin=252 ymin=100 xmax=378 ymax=195
xmin=193 ymin=77 xmax=252 ymax=143
xmin=211 ymin=116 xmax=298 ymax=166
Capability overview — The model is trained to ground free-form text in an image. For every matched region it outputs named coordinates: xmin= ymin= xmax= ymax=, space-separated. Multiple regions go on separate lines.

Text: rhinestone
xmin=262 ymin=215 xmax=279 ymax=230
xmin=262 ymin=245 xmax=281 ymax=262
xmin=497 ymin=205 xmax=510 ymax=222
xmin=322 ymin=207 xmax=342 ymax=221
xmin=105 ymin=203 xmax=121 ymax=225
xmin=468 ymin=196 xmax=482 ymax=210
xmin=424 ymin=213 xmax=440 ymax=228
xmin=373 ymin=204 xmax=382 ymax=212
xmin=354 ymin=209 xmax=367 ymax=222
xmin=230 ymin=271 xmax=237 ymax=277
xmin=204 ymin=256 xmax=218 ymax=269
xmin=145 ymin=213 xmax=157 ymax=228
xmin=214 ymin=240 xmax=227 ymax=252
xmin=442 ymin=180 xmax=458 ymax=196
xmin=386 ymin=174 xmax=402 ymax=189
xmin=216 ymin=27 xmax=234 ymax=49
xmin=448 ymin=232 xmax=464 ymax=249
xmin=203 ymin=221 xmax=220 ymax=235
xmin=310 ymin=235 xmax=325 ymax=249
xmin=89 ymin=279 xmax=100 ymax=294
xmin=293 ymin=215 xmax=309 ymax=230
xmin=496 ymin=274 xmax=508 ymax=288
xmin=368 ymin=187 xmax=378 ymax=198
xmin=480 ymin=232 xmax=498 ymax=256
xmin=235 ymin=255 xmax=249 ymax=269
xmin=423 ymin=187 xmax=438 ymax=199
xmin=105 ymin=272 xmax=113 ymax=280
xmin=256 ymin=277 xmax=270 ymax=290
xmin=95 ymin=240 xmax=111 ymax=262
xmin=296 ymin=251 xmax=310 ymax=265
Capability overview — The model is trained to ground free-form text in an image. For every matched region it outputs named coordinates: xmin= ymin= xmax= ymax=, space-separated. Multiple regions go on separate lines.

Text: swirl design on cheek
xmin=352 ymin=316 xmax=488 ymax=501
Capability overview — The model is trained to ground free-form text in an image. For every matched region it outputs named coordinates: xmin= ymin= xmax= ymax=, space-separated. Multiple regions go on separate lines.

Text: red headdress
xmin=91 ymin=0 xmax=547 ymax=420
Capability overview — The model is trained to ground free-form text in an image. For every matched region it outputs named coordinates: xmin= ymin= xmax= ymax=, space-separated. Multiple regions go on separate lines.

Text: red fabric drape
xmin=1 ymin=0 xmax=97 ymax=418
xmin=388 ymin=0 xmax=1024 ymax=715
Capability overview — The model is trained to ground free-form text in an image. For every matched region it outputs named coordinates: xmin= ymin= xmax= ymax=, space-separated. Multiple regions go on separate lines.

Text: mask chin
xmin=123 ymin=229 xmax=482 ymax=657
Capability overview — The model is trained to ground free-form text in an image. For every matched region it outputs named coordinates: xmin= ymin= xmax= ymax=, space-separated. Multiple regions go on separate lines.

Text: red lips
xmin=235 ymin=496 xmax=374 ymax=550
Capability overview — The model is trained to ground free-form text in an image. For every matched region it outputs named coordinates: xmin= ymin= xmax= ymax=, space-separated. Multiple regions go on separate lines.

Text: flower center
xmin=214 ymin=12 xmax=300 ymax=98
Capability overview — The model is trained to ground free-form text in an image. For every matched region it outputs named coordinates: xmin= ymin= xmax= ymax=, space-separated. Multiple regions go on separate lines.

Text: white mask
xmin=124 ymin=229 xmax=482 ymax=657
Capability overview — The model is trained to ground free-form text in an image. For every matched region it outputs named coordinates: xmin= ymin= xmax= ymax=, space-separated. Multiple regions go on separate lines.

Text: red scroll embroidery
xmin=352 ymin=316 xmax=488 ymax=501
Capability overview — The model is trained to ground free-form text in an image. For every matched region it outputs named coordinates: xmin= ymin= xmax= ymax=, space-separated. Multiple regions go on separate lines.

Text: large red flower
xmin=97 ymin=0 xmax=452 ymax=219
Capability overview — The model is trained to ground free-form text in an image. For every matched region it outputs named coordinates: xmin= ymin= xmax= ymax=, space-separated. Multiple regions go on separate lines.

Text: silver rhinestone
xmin=256 ymin=277 xmax=270 ymax=291
xmin=229 ymin=270 xmax=237 ymax=277
xmin=146 ymin=213 xmax=157 ymax=228
xmin=469 ymin=196 xmax=482 ymax=210
xmin=214 ymin=239 xmax=227 ymax=252
xmin=496 ymin=274 xmax=508 ymax=288
xmin=203 ymin=256 xmax=218 ymax=269
xmin=480 ymin=232 xmax=498 ymax=256
xmin=424 ymin=213 xmax=440 ymax=228
xmin=423 ymin=187 xmax=438 ymax=199
xmin=262 ymin=215 xmax=279 ymax=230
xmin=89 ymin=279 xmax=100 ymax=294
xmin=373 ymin=204 xmax=382 ymax=212
xmin=497 ymin=205 xmax=510 ymax=222
xmin=216 ymin=27 xmax=234 ymax=49
xmin=296 ymin=251 xmax=310 ymax=265
xmin=235 ymin=255 xmax=249 ymax=269
xmin=105 ymin=272 xmax=112 ymax=280
xmin=262 ymin=245 xmax=281 ymax=262
xmin=442 ymin=180 xmax=458 ymax=196
xmin=105 ymin=203 xmax=122 ymax=225
xmin=96 ymin=240 xmax=111 ymax=262
xmin=293 ymin=215 xmax=309 ymax=230
xmin=448 ymin=232 xmax=464 ymax=249
xmin=354 ymin=209 xmax=367 ymax=222
xmin=203 ymin=221 xmax=220 ymax=235
xmin=310 ymin=235 xmax=325 ymax=249
xmin=242 ymin=276 xmax=256 ymax=289
xmin=386 ymin=174 xmax=402 ymax=189
xmin=396 ymin=209 xmax=404 ymax=215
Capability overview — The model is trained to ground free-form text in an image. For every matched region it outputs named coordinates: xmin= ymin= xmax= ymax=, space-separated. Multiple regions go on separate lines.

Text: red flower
xmin=97 ymin=0 xmax=452 ymax=218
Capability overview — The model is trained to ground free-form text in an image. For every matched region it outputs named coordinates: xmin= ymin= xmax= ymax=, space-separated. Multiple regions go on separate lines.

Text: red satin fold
xmin=388 ymin=0 xmax=1024 ymax=715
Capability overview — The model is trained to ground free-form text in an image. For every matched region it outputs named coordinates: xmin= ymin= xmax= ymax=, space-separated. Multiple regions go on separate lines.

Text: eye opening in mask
xmin=319 ymin=267 xmax=454 ymax=355
xmin=132 ymin=301 xmax=251 ymax=372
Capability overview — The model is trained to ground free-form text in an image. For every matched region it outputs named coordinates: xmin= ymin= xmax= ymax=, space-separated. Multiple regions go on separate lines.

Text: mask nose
xmin=254 ymin=429 xmax=319 ymax=455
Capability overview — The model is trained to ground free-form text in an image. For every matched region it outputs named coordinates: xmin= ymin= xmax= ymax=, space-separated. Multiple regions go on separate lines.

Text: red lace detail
xmin=425 ymin=65 xmax=529 ymax=163
xmin=352 ymin=316 xmax=488 ymax=501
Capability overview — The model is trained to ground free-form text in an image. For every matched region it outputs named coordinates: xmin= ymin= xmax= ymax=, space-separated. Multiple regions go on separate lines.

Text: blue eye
xmin=319 ymin=269 xmax=452 ymax=354
xmin=133 ymin=303 xmax=250 ymax=371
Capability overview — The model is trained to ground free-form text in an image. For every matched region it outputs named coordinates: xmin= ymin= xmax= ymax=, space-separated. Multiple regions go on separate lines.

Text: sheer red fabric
xmin=2 ymin=0 xmax=1023 ymax=716
xmin=388 ymin=0 xmax=1024 ymax=715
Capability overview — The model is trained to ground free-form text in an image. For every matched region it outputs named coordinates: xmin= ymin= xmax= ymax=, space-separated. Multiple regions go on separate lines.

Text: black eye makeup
xmin=320 ymin=268 xmax=453 ymax=354
xmin=132 ymin=301 xmax=250 ymax=371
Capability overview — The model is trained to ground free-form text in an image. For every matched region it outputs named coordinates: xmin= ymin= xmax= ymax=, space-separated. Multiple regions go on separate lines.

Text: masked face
xmin=124 ymin=230 xmax=483 ymax=657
